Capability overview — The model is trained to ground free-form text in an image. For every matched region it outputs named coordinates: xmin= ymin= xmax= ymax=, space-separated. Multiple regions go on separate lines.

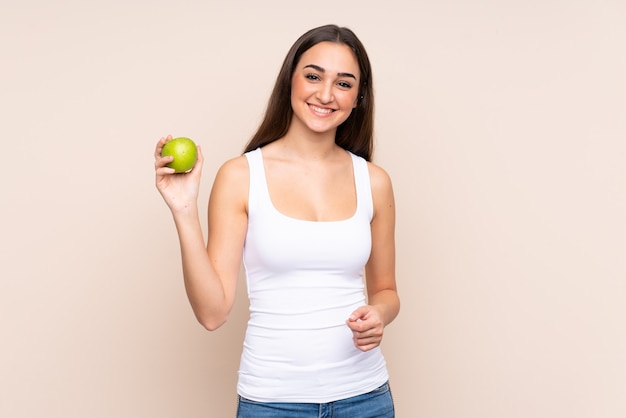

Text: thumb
xmin=189 ymin=145 xmax=204 ymax=176
xmin=348 ymin=306 xmax=370 ymax=322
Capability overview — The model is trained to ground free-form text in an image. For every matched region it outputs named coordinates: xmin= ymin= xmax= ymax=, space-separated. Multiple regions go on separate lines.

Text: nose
xmin=316 ymin=81 xmax=334 ymax=104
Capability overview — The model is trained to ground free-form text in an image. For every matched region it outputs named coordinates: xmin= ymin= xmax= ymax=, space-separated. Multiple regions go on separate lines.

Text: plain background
xmin=1 ymin=0 xmax=625 ymax=417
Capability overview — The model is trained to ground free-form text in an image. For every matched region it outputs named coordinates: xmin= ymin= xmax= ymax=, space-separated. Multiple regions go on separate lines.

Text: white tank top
xmin=238 ymin=147 xmax=389 ymax=403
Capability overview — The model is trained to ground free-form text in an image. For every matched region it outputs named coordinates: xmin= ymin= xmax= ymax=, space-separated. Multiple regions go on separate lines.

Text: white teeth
xmin=310 ymin=105 xmax=333 ymax=114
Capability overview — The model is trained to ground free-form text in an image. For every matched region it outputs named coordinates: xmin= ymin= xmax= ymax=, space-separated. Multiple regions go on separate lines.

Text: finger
xmin=347 ymin=321 xmax=372 ymax=334
xmin=348 ymin=306 xmax=369 ymax=322
xmin=155 ymin=166 xmax=176 ymax=176
xmin=154 ymin=135 xmax=173 ymax=158
xmin=346 ymin=318 xmax=376 ymax=333
xmin=354 ymin=335 xmax=380 ymax=346
xmin=346 ymin=319 xmax=363 ymax=332
xmin=353 ymin=332 xmax=381 ymax=349
xmin=354 ymin=342 xmax=379 ymax=352
xmin=154 ymin=155 xmax=174 ymax=169
xmin=193 ymin=145 xmax=204 ymax=170
xmin=154 ymin=137 xmax=166 ymax=158
xmin=355 ymin=327 xmax=382 ymax=340
xmin=185 ymin=145 xmax=203 ymax=178
xmin=196 ymin=145 xmax=204 ymax=162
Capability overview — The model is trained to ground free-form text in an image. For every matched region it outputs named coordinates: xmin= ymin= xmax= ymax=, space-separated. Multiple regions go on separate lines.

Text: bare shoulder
xmin=215 ymin=154 xmax=249 ymax=181
xmin=366 ymin=161 xmax=394 ymax=193
xmin=366 ymin=161 xmax=395 ymax=218
xmin=210 ymin=155 xmax=249 ymax=206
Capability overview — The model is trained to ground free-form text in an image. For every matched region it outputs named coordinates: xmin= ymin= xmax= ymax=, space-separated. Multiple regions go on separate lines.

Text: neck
xmin=279 ymin=122 xmax=340 ymax=161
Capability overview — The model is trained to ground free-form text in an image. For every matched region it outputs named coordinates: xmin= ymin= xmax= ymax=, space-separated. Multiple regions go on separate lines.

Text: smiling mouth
xmin=309 ymin=104 xmax=334 ymax=115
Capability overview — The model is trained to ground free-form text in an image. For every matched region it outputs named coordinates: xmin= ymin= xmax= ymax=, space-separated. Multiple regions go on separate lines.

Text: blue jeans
xmin=236 ymin=381 xmax=395 ymax=418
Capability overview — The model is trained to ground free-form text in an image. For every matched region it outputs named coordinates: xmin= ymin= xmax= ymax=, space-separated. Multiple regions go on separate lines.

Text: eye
xmin=337 ymin=81 xmax=353 ymax=89
xmin=305 ymin=73 xmax=320 ymax=81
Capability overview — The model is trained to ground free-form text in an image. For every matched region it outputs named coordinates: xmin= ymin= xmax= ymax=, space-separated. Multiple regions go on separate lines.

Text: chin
xmin=307 ymin=124 xmax=337 ymax=134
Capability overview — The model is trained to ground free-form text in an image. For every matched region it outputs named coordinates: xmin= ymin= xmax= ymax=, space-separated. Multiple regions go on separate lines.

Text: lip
xmin=308 ymin=104 xmax=335 ymax=116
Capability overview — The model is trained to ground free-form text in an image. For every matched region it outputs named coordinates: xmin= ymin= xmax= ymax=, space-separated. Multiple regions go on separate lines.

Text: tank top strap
xmin=244 ymin=147 xmax=267 ymax=214
xmin=350 ymin=152 xmax=373 ymax=222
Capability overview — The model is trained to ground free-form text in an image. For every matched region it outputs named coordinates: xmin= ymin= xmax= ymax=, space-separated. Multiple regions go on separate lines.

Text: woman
xmin=154 ymin=24 xmax=399 ymax=417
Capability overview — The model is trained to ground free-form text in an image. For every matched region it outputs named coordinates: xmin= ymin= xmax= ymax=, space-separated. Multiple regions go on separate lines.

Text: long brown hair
xmin=243 ymin=24 xmax=375 ymax=161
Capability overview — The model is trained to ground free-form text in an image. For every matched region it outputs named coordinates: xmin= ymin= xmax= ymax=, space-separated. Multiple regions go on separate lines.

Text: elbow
xmin=190 ymin=300 xmax=233 ymax=331
xmin=198 ymin=314 xmax=228 ymax=331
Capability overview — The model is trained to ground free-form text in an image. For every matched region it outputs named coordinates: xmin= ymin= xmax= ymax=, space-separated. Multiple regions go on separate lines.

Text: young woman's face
xmin=290 ymin=41 xmax=361 ymax=135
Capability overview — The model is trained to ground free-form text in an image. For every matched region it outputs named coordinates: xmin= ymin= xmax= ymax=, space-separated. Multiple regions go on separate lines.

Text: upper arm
xmin=365 ymin=163 xmax=397 ymax=297
xmin=206 ymin=156 xmax=249 ymax=313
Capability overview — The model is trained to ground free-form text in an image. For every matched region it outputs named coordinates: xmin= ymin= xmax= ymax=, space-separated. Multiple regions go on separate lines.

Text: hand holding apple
xmin=154 ymin=135 xmax=204 ymax=213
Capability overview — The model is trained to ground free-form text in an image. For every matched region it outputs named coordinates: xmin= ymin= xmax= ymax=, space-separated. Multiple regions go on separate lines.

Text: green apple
xmin=161 ymin=137 xmax=198 ymax=173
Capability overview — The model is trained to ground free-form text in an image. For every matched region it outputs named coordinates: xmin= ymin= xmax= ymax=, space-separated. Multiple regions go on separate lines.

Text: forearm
xmin=172 ymin=206 xmax=229 ymax=330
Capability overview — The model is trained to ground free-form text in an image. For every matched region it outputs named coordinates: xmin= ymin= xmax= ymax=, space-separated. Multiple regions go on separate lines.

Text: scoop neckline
xmin=256 ymin=147 xmax=359 ymax=224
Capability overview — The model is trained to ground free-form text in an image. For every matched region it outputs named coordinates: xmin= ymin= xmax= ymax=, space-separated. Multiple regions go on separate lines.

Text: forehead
xmin=297 ymin=42 xmax=360 ymax=78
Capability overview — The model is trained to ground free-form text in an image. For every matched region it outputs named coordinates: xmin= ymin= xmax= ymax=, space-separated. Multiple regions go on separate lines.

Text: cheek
xmin=341 ymin=92 xmax=359 ymax=108
xmin=291 ymin=77 xmax=309 ymax=97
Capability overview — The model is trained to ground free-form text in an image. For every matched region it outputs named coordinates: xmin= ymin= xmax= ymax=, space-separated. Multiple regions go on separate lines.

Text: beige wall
xmin=1 ymin=0 xmax=625 ymax=417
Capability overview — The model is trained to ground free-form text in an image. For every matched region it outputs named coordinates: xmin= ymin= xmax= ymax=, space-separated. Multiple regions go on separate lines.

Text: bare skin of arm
xmin=346 ymin=163 xmax=400 ymax=351
xmin=154 ymin=135 xmax=248 ymax=330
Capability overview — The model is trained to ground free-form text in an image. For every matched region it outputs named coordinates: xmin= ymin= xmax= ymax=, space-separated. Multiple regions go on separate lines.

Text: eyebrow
xmin=303 ymin=64 xmax=357 ymax=80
